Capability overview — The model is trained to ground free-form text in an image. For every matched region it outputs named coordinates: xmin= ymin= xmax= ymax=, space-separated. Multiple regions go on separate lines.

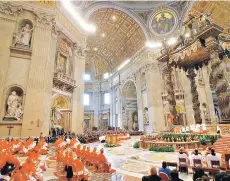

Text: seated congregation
xmin=141 ymin=146 xmax=230 ymax=181
xmin=0 ymin=136 xmax=115 ymax=181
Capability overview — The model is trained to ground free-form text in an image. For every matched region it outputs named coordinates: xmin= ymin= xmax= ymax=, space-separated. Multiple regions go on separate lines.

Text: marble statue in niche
xmin=13 ymin=23 xmax=33 ymax=48
xmin=5 ymin=91 xmax=23 ymax=120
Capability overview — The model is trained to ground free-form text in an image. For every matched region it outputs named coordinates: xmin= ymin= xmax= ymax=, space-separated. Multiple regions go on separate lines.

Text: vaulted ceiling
xmin=84 ymin=1 xmax=230 ymax=81
xmin=86 ymin=8 xmax=146 ymax=80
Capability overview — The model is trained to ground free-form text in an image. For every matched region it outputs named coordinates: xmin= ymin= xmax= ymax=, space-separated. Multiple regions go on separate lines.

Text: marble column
xmin=92 ymin=90 xmax=99 ymax=128
xmin=136 ymin=72 xmax=144 ymax=131
xmin=71 ymin=43 xmax=85 ymax=133
xmin=109 ymin=86 xmax=114 ymax=127
xmin=186 ymin=68 xmax=202 ymax=124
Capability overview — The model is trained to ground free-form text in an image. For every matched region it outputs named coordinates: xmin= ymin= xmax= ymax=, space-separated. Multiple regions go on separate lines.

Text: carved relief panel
xmin=56 ymin=37 xmax=73 ymax=76
xmin=53 ymin=33 xmax=77 ymax=92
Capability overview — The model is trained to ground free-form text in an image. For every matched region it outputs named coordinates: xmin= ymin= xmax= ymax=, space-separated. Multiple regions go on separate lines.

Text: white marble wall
xmin=0 ymin=2 xmax=86 ymax=136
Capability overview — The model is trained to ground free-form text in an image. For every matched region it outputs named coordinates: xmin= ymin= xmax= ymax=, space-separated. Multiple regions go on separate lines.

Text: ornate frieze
xmin=33 ymin=10 xmax=55 ymax=26
xmin=0 ymin=2 xmax=22 ymax=16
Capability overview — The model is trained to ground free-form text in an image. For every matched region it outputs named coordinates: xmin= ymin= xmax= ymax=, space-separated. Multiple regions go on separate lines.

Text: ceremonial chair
xmin=193 ymin=159 xmax=202 ymax=168
xmin=211 ymin=160 xmax=220 ymax=169
xmin=159 ymin=172 xmax=169 ymax=181
xmin=223 ymin=153 xmax=230 ymax=171
xmin=179 ymin=158 xmax=188 ymax=174
xmin=167 ymin=162 xmax=178 ymax=169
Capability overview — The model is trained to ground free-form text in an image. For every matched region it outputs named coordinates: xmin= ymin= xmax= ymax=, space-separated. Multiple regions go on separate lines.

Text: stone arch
xmin=120 ymin=79 xmax=137 ymax=98
xmin=84 ymin=2 xmax=151 ymax=41
xmin=121 ymin=80 xmax=139 ymax=130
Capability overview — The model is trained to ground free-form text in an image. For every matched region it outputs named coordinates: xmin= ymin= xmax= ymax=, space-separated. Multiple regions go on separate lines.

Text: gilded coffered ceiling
xmin=86 ymin=8 xmax=146 ymax=79
xmin=190 ymin=1 xmax=230 ymax=32
xmin=83 ymin=1 xmax=230 ymax=80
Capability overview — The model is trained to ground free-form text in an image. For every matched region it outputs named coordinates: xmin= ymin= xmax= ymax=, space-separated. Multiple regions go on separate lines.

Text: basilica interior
xmin=0 ymin=1 xmax=230 ymax=181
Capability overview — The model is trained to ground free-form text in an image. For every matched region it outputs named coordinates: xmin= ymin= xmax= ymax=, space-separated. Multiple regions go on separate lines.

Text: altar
xmin=105 ymin=134 xmax=130 ymax=146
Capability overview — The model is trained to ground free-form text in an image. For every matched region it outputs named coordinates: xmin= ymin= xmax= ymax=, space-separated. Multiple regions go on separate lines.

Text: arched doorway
xmin=51 ymin=96 xmax=71 ymax=133
xmin=121 ymin=80 xmax=139 ymax=131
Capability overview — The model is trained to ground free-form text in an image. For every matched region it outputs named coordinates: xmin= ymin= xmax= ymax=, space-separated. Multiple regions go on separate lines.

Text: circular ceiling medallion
xmin=149 ymin=9 xmax=178 ymax=37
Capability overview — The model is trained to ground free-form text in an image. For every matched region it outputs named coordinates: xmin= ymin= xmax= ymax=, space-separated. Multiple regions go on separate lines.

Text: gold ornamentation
xmin=60 ymin=39 xmax=71 ymax=54
xmin=52 ymin=96 xmax=68 ymax=109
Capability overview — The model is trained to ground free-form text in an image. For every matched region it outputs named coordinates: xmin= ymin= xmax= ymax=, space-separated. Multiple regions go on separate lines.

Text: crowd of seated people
xmin=143 ymin=166 xmax=184 ymax=181
xmin=143 ymin=161 xmax=230 ymax=181
xmin=54 ymin=137 xmax=115 ymax=180
xmin=0 ymin=138 xmax=48 ymax=181
xmin=175 ymin=146 xmax=230 ymax=181
xmin=49 ymin=129 xmax=143 ymax=144
xmin=177 ymin=147 xmax=221 ymax=170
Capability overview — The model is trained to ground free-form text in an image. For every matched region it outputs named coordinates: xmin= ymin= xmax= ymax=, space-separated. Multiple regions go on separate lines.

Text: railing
xmin=53 ymin=72 xmax=76 ymax=85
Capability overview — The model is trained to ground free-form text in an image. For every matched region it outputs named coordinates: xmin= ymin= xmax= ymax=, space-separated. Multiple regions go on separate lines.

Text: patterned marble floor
xmin=41 ymin=136 xmax=193 ymax=181
xmin=85 ymin=136 xmax=193 ymax=181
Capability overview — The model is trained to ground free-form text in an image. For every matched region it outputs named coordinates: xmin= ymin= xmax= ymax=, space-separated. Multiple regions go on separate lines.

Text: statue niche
xmin=4 ymin=87 xmax=24 ymax=121
xmin=13 ymin=19 xmax=33 ymax=48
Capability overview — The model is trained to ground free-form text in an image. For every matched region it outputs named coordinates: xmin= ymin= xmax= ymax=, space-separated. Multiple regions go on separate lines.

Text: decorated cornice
xmin=33 ymin=10 xmax=55 ymax=26
xmin=0 ymin=2 xmax=55 ymax=25
xmin=0 ymin=2 xmax=22 ymax=16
